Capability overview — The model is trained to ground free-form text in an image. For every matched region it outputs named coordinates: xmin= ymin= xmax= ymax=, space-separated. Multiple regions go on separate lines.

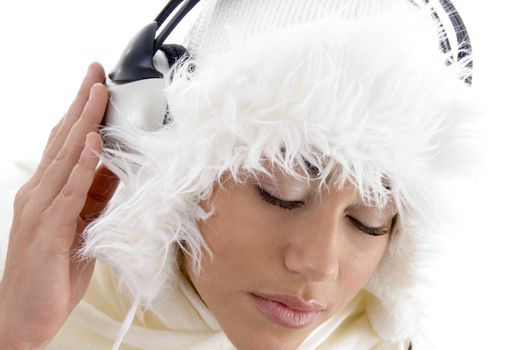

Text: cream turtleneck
xmin=46 ymin=260 xmax=407 ymax=350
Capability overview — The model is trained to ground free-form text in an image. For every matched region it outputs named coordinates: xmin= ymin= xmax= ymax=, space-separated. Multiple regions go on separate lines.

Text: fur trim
xmin=76 ymin=5 xmax=481 ymax=342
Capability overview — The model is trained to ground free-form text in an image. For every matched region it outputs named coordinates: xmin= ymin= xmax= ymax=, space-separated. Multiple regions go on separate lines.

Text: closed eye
xmin=346 ymin=216 xmax=390 ymax=237
xmin=257 ymin=185 xmax=302 ymax=210
xmin=256 ymin=185 xmax=389 ymax=236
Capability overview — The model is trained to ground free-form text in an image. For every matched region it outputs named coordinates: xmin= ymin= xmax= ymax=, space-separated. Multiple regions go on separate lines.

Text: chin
xmin=227 ymin=333 xmax=305 ymax=350
xmin=222 ymin=318 xmax=318 ymax=350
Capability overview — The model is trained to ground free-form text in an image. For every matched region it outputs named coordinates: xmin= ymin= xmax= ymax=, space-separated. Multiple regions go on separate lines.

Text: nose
xmin=283 ymin=209 xmax=340 ymax=282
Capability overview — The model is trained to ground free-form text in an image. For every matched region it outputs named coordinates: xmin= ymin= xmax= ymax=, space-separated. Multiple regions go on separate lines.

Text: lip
xmin=251 ymin=292 xmax=324 ymax=329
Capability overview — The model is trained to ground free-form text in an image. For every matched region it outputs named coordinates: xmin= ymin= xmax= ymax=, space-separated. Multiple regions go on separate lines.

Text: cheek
xmin=339 ymin=235 xmax=390 ymax=293
xmin=194 ymin=185 xmax=278 ymax=283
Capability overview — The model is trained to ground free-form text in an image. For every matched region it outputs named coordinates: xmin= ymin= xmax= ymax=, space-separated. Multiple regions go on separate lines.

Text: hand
xmin=0 ymin=62 xmax=119 ymax=349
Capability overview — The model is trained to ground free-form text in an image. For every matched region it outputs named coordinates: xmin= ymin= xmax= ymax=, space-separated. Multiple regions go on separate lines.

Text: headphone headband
xmin=422 ymin=0 xmax=473 ymax=85
xmin=109 ymin=0 xmax=473 ymax=84
xmin=154 ymin=0 xmax=201 ymax=52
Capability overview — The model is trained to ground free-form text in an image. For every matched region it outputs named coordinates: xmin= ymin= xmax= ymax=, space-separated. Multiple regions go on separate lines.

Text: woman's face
xmin=183 ymin=164 xmax=397 ymax=350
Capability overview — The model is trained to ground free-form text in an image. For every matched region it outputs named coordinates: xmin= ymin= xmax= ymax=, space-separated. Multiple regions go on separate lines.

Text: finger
xmin=80 ymin=165 xmax=120 ymax=222
xmin=42 ymin=62 xmax=105 ymax=168
xmin=24 ymin=119 xmax=65 ymax=188
xmin=44 ymin=120 xmax=64 ymax=154
xmin=36 ymin=84 xmax=108 ymax=209
xmin=64 ymin=63 xmax=106 ymax=129
xmin=45 ymin=132 xmax=101 ymax=246
xmin=31 ymin=62 xmax=106 ymax=185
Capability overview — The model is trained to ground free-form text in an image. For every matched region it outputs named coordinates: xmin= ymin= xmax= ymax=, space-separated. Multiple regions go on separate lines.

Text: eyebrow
xmin=302 ymin=158 xmax=321 ymax=176
xmin=302 ymin=157 xmax=391 ymax=191
xmin=301 ymin=158 xmax=338 ymax=185
xmin=280 ymin=147 xmax=323 ymax=178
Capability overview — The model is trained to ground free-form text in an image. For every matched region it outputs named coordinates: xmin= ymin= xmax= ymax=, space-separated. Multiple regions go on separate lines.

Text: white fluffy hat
xmin=77 ymin=0 xmax=479 ymax=344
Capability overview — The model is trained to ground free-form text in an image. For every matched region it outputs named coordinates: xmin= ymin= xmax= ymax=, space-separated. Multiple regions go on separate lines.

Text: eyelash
xmin=256 ymin=186 xmax=389 ymax=237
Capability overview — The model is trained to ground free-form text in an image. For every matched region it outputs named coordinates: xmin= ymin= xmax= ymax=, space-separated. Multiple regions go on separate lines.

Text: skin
xmin=183 ymin=167 xmax=397 ymax=350
xmin=0 ymin=63 xmax=119 ymax=349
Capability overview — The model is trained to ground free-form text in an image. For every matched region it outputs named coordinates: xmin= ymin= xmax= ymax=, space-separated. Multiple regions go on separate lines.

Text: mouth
xmin=250 ymin=292 xmax=324 ymax=329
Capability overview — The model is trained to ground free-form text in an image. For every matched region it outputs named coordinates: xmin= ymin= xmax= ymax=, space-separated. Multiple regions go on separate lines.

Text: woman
xmin=0 ymin=0 xmax=478 ymax=349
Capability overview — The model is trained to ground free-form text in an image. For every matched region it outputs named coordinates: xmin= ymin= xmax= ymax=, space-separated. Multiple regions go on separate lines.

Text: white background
xmin=0 ymin=1 xmax=525 ymax=349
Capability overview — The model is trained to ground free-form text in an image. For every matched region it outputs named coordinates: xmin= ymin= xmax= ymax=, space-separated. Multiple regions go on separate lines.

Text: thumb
xmin=80 ymin=164 xmax=120 ymax=222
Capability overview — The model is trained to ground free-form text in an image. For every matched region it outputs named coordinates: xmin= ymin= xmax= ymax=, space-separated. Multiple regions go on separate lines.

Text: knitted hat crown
xmin=183 ymin=0 xmax=408 ymax=68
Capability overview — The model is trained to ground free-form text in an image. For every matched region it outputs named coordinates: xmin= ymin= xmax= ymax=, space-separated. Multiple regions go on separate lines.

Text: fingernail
xmin=89 ymin=83 xmax=99 ymax=99
xmin=84 ymin=132 xmax=93 ymax=147
xmin=86 ymin=62 xmax=95 ymax=76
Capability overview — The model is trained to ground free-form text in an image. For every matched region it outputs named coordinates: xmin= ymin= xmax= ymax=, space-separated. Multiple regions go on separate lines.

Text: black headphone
xmin=102 ymin=0 xmax=472 ymax=131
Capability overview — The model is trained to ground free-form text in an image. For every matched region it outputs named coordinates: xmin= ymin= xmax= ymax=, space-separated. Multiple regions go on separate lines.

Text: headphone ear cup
xmin=103 ymin=76 xmax=167 ymax=132
xmin=102 ymin=45 xmax=191 ymax=132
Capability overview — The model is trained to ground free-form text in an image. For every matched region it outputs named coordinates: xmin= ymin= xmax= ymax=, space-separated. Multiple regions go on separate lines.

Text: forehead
xmin=254 ymin=157 xmax=392 ymax=191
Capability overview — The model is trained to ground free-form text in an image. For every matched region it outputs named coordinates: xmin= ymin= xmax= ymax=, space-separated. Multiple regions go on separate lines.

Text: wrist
xmin=0 ymin=302 xmax=46 ymax=350
xmin=0 ymin=330 xmax=46 ymax=350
